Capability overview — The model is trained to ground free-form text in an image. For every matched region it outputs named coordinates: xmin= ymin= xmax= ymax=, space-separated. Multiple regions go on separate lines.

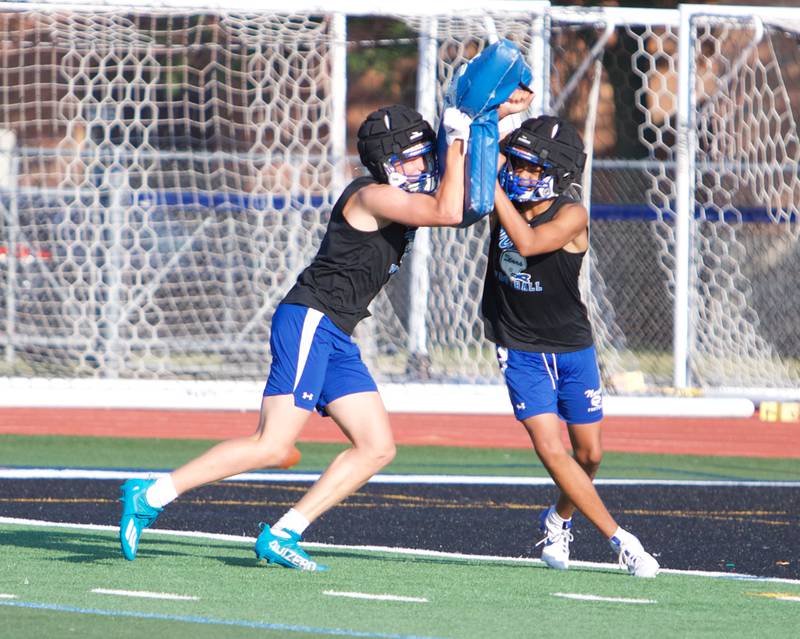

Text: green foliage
xmin=347 ymin=18 xmax=417 ymax=104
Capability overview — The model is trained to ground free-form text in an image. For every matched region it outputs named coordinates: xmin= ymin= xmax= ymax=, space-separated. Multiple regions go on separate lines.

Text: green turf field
xmin=1 ymin=522 xmax=799 ymax=639
xmin=2 ymin=434 xmax=800 ymax=480
xmin=3 ymin=435 xmax=800 ymax=637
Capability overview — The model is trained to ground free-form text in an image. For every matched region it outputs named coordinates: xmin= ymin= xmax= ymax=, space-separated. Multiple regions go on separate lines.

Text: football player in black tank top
xmin=485 ymin=115 xmax=659 ymax=577
xmin=117 ymin=96 xmax=532 ymax=570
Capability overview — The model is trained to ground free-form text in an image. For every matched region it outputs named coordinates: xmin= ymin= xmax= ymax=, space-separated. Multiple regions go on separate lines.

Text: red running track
xmin=1 ymin=408 xmax=799 ymax=458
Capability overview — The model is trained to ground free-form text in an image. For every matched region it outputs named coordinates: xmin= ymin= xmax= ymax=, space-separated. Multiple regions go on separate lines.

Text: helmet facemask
xmin=384 ymin=140 xmax=439 ymax=194
xmin=498 ymin=115 xmax=587 ymax=204
xmin=357 ymin=105 xmax=439 ymax=194
xmin=499 ymin=148 xmax=557 ymax=202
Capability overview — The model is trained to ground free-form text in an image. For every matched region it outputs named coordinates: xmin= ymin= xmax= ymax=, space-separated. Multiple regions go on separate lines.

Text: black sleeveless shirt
xmin=481 ymin=195 xmax=593 ymax=352
xmin=282 ymin=176 xmax=416 ymax=335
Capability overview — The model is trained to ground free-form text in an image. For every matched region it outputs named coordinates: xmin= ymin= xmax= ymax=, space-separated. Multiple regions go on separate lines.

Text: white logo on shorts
xmin=584 ymin=388 xmax=603 ymax=412
xmin=515 ymin=402 xmax=526 ymax=411
xmin=301 ymin=392 xmax=314 ymax=401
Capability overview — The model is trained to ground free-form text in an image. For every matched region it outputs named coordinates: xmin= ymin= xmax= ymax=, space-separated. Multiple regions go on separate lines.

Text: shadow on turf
xmin=0 ymin=528 xmax=248 ymax=564
xmin=0 ymin=528 xmax=123 ymax=563
xmin=213 ymin=547 xmax=549 ymax=571
xmin=2 ymin=528 xmax=632 ymax=579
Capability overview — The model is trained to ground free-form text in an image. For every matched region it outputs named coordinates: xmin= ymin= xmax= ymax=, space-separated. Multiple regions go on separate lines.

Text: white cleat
xmin=610 ymin=535 xmax=660 ymax=578
xmin=536 ymin=507 xmax=573 ymax=570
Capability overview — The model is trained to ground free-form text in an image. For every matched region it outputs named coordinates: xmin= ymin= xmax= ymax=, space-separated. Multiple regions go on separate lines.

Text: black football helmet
xmin=499 ymin=115 xmax=586 ymax=202
xmin=357 ymin=105 xmax=438 ymax=194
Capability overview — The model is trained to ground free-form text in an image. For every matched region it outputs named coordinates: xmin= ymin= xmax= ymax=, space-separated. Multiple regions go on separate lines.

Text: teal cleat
xmin=119 ymin=479 xmax=162 ymax=561
xmin=254 ymin=524 xmax=328 ymax=572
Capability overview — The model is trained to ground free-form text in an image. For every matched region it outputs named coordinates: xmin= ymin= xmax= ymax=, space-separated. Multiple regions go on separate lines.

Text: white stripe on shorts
xmin=541 ymin=353 xmax=556 ymax=390
xmin=293 ymin=308 xmax=324 ymax=391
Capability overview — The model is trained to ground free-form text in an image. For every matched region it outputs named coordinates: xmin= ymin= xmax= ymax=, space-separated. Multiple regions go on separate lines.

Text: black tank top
xmin=282 ymin=176 xmax=416 ymax=334
xmin=481 ymin=195 xmax=593 ymax=352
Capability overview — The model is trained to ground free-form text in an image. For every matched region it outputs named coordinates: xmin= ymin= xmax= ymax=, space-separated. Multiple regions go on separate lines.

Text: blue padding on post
xmin=437 ymin=39 xmax=532 ymax=228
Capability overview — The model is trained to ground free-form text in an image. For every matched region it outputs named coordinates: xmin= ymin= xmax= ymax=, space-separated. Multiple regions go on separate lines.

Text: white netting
xmin=676 ymin=17 xmax=800 ymax=389
xmin=0 ymin=9 xmax=336 ymax=379
xmin=1 ymin=4 xmax=798 ymax=399
xmin=543 ymin=12 xmax=800 ymax=394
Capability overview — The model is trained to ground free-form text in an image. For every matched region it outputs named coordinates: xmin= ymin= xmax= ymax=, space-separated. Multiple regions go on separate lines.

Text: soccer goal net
xmin=0 ymin=2 xmax=796 ymax=412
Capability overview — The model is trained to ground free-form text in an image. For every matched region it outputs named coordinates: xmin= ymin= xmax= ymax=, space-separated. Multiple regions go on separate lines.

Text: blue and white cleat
xmin=254 ymin=524 xmax=328 ymax=572
xmin=610 ymin=534 xmax=660 ymax=578
xmin=535 ymin=506 xmax=573 ymax=570
xmin=119 ymin=479 xmax=162 ymax=561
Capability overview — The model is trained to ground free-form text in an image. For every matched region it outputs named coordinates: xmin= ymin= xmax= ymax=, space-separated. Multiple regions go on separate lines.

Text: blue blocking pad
xmin=437 ymin=39 xmax=533 ymax=228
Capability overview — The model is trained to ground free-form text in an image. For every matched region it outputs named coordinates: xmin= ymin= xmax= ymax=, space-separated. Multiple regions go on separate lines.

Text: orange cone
xmin=279 ymin=445 xmax=302 ymax=469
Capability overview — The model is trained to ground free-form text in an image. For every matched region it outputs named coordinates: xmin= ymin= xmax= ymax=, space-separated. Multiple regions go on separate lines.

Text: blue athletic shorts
xmin=496 ymin=345 xmax=603 ymax=424
xmin=264 ymin=303 xmax=378 ymax=414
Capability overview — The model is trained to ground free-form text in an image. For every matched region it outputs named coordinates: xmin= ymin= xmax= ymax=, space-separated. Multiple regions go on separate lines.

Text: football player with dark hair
xmin=118 ymin=97 xmax=528 ymax=571
xmin=483 ymin=115 xmax=660 ymax=577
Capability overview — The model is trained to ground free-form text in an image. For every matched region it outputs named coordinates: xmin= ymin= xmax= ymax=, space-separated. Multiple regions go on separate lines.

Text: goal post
xmin=0 ymin=1 xmax=797 ymax=416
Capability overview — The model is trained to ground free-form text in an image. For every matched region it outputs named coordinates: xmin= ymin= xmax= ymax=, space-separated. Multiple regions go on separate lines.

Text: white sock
xmin=547 ymin=506 xmax=571 ymax=528
xmin=609 ymin=526 xmax=638 ymax=548
xmin=145 ymin=476 xmax=178 ymax=509
xmin=272 ymin=508 xmax=310 ymax=538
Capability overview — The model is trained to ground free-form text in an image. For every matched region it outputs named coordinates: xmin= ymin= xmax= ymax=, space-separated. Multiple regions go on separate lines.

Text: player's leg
xmin=528 ymin=415 xmax=658 ymax=576
xmin=497 ymin=346 xmax=579 ymax=569
xmin=120 ymin=303 xmax=325 ymax=562
xmin=539 ymin=346 xmax=659 ymax=576
xmin=538 ymin=420 xmax=602 ymax=569
xmin=546 ymin=347 xmax=604 ymax=528
xmin=119 ymin=396 xmax=311 ymax=562
xmin=255 ymin=321 xmax=391 ymax=571
xmin=253 ymin=392 xmax=393 ymax=572
xmin=551 ymin=421 xmax=603 ymax=520
xmin=170 ymin=395 xmax=310 ymax=494
xmin=523 ymin=413 xmax=617 ymax=538
xmin=291 ymin=391 xmax=395 ymax=521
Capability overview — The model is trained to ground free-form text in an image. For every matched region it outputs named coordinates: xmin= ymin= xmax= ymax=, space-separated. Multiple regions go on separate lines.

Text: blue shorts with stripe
xmin=264 ymin=303 xmax=377 ymax=414
xmin=496 ymin=345 xmax=603 ymax=424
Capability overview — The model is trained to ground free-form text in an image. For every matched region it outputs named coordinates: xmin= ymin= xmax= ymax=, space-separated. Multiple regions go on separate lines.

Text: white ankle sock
xmin=273 ymin=508 xmax=310 ymax=538
xmin=610 ymin=526 xmax=637 ymax=547
xmin=547 ymin=506 xmax=571 ymax=528
xmin=145 ymin=476 xmax=178 ymax=509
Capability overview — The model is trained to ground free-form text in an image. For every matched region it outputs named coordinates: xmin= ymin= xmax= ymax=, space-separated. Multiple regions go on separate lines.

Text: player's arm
xmin=497 ymin=86 xmax=534 ymax=142
xmin=353 ymin=135 xmax=468 ymax=228
xmin=353 ymin=89 xmax=534 ymax=229
xmin=493 ymin=182 xmax=588 ymax=256
xmin=497 ymin=86 xmax=534 ymax=121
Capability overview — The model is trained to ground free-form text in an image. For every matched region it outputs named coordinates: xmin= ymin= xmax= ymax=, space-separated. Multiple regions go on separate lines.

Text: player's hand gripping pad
xmin=437 ymin=39 xmax=532 ymax=228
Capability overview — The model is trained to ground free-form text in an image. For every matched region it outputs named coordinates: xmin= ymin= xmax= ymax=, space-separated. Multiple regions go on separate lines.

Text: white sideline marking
xmin=774 ymin=595 xmax=800 ymax=602
xmin=552 ymin=592 xmax=656 ymax=604
xmin=323 ymin=590 xmax=428 ymax=603
xmin=0 ymin=594 xmax=17 ymax=599
xmin=2 ymin=516 xmax=800 ymax=586
xmin=3 ymin=467 xmax=800 ymax=488
xmin=92 ymin=588 xmax=198 ymax=601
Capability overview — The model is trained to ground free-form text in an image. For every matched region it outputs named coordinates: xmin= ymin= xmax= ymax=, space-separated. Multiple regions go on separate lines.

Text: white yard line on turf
xmin=92 ymin=588 xmax=199 ymax=601
xmin=0 ymin=594 xmax=17 ymax=599
xmin=323 ymin=591 xmax=428 ymax=603
xmin=2 ymin=516 xmax=800 ymax=587
xmin=552 ymin=593 xmax=656 ymax=604
xmin=3 ymin=467 xmax=800 ymax=488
